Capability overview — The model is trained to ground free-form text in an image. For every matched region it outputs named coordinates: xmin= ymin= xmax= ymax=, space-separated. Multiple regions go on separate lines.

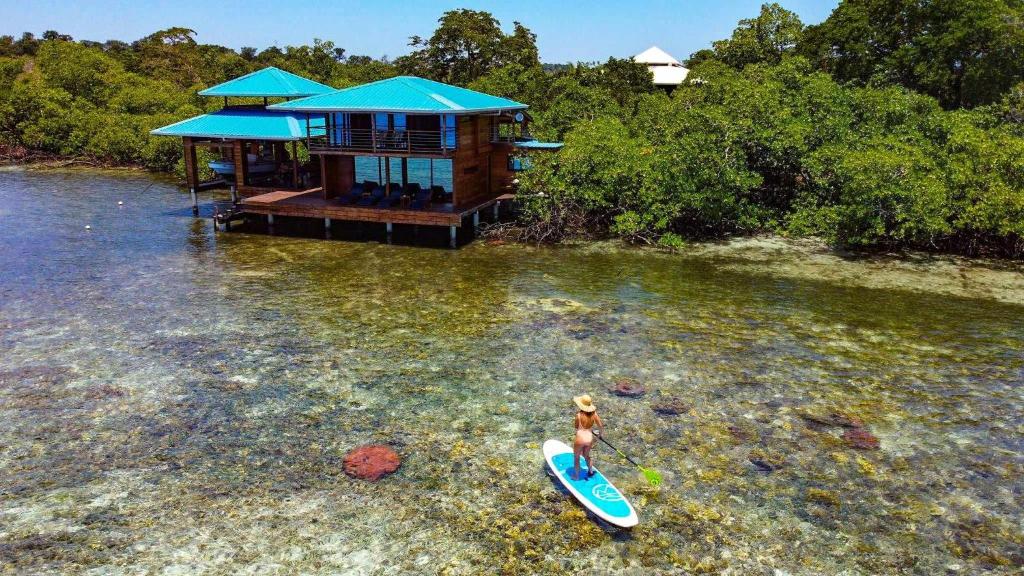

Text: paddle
xmin=597 ymin=434 xmax=663 ymax=486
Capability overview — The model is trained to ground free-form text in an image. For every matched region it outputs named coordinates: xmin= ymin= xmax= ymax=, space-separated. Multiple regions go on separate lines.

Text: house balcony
xmin=307 ymin=127 xmax=458 ymax=157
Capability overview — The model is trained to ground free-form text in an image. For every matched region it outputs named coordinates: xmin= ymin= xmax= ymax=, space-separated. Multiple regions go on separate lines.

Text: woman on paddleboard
xmin=572 ymin=394 xmax=604 ymax=481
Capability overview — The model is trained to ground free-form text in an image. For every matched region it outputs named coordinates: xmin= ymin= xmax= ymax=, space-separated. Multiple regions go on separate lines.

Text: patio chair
xmin=339 ymin=184 xmax=364 ymax=205
xmin=410 ymin=187 xmax=433 ymax=210
xmin=357 ymin=186 xmax=386 ymax=206
xmin=430 ymin=185 xmax=450 ymax=203
xmin=376 ymin=185 xmax=404 ymax=208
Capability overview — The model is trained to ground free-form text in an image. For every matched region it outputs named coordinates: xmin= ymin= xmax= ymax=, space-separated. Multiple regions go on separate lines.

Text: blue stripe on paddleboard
xmin=550 ymin=452 xmax=632 ymax=519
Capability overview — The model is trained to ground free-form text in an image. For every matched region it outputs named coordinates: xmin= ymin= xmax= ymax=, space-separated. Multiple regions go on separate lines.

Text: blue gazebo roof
xmin=198 ymin=67 xmax=334 ymax=98
xmin=269 ymin=76 xmax=528 ymax=114
xmin=150 ymin=108 xmax=309 ymax=141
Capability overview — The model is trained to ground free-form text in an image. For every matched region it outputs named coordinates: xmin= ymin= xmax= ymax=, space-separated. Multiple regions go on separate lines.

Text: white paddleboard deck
xmin=543 ymin=439 xmax=639 ymax=527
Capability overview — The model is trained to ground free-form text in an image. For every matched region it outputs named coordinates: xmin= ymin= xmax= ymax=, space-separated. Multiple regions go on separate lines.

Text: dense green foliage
xmin=799 ymin=0 xmax=1024 ymax=109
xmin=0 ymin=28 xmax=400 ymax=171
xmin=520 ymin=57 xmax=1024 ymax=255
xmin=395 ymin=9 xmax=539 ymax=86
xmin=1 ymin=2 xmax=1022 ymax=256
xmin=515 ymin=3 xmax=1024 ymax=256
xmin=711 ymin=3 xmax=804 ymax=69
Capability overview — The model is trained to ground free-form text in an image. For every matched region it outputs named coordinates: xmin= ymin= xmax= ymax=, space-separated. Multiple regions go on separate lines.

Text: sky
xmin=0 ymin=0 xmax=840 ymax=63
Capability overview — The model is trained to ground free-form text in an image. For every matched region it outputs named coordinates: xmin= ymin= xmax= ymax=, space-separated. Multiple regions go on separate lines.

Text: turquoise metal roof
xmin=198 ymin=67 xmax=334 ymax=98
xmin=150 ymin=108 xmax=308 ymax=141
xmin=514 ymin=139 xmax=564 ymax=150
xmin=269 ymin=76 xmax=528 ymax=114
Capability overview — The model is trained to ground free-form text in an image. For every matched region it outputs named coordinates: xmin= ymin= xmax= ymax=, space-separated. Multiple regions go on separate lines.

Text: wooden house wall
xmin=452 ymin=116 xmax=496 ymax=208
xmin=322 ymin=155 xmax=355 ymax=199
xmin=489 ymin=142 xmax=515 ymax=194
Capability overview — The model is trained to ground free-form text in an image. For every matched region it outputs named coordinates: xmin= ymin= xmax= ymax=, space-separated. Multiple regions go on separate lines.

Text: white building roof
xmin=634 ymin=46 xmax=680 ymax=66
xmin=633 ymin=45 xmax=689 ymax=86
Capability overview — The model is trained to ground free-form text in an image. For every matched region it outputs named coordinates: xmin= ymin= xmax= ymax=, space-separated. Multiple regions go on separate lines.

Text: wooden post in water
xmin=291 ymin=141 xmax=299 ymax=188
xmin=183 ymin=137 xmax=200 ymax=216
xmin=384 ymin=156 xmax=391 ymax=194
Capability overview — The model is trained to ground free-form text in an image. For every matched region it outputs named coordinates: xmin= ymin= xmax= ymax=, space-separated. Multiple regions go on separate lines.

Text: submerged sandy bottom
xmin=1 ymin=169 xmax=1022 ymax=575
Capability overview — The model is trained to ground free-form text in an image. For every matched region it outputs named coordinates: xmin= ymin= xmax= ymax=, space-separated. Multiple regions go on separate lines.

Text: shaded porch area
xmin=153 ymin=107 xmax=319 ymax=213
xmin=196 ymin=138 xmax=314 ymax=197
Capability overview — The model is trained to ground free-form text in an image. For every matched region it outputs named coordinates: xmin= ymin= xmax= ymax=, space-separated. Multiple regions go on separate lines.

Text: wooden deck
xmin=239 ymin=188 xmax=508 ymax=227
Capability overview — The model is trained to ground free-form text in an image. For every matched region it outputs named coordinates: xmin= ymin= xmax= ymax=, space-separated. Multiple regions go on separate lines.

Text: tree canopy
xmin=711 ymin=3 xmax=804 ymax=69
xmin=395 ymin=9 xmax=540 ymax=85
xmin=799 ymin=0 xmax=1024 ymax=109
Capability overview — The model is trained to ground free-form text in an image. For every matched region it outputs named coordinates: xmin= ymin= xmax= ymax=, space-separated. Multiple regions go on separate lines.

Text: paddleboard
xmin=543 ymin=439 xmax=639 ymax=528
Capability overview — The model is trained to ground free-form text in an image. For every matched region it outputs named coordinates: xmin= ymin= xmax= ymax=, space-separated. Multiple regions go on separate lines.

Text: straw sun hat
xmin=574 ymin=394 xmax=597 ymax=413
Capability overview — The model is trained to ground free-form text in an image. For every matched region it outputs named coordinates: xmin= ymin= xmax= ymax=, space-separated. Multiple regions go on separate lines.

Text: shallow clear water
xmin=1 ymin=168 xmax=1022 ymax=575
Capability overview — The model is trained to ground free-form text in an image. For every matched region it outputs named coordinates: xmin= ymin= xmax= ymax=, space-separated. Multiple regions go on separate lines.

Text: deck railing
xmin=307 ymin=126 xmax=458 ymax=155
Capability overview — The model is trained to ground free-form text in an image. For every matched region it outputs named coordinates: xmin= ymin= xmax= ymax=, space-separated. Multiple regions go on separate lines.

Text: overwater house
xmin=633 ymin=46 xmax=689 ymax=91
xmin=153 ymin=68 xmax=560 ymax=247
